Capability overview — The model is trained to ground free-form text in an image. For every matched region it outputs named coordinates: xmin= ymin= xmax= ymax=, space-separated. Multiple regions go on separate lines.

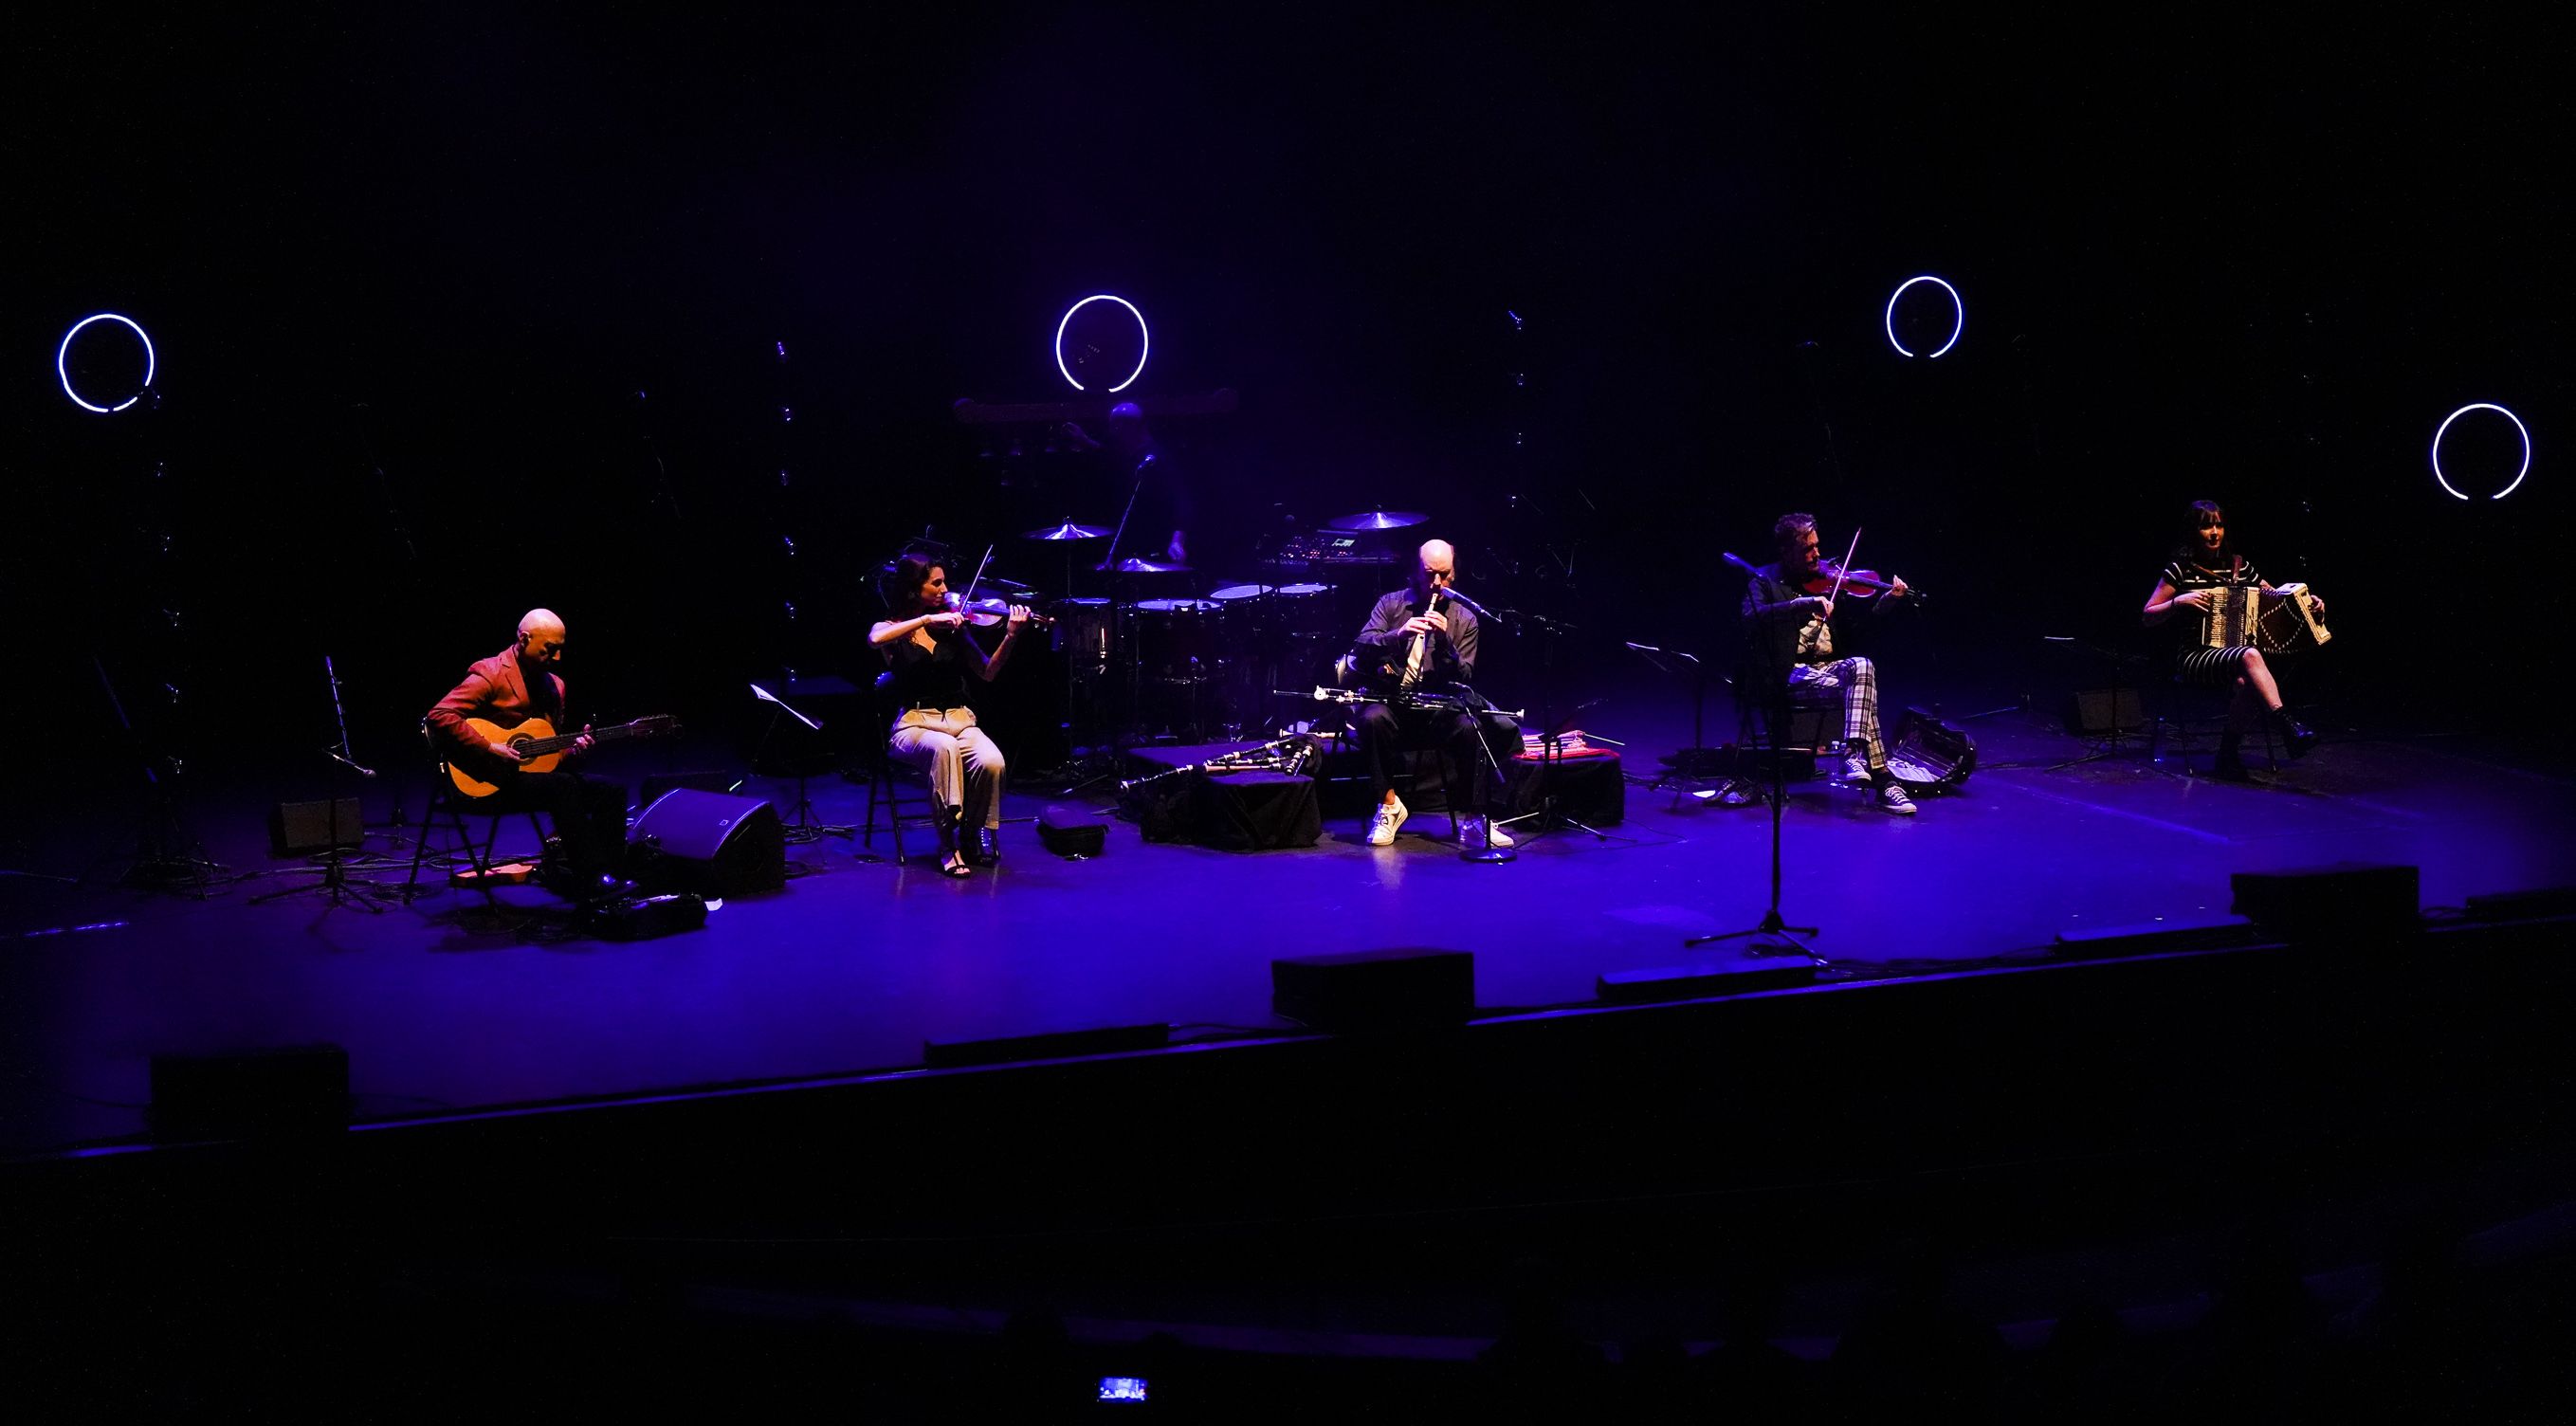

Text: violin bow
xmin=961 ymin=544 xmax=995 ymax=605
xmin=1827 ymin=527 xmax=1862 ymax=605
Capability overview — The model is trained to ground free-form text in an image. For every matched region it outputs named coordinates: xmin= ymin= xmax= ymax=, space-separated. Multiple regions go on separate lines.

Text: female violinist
xmin=2140 ymin=500 xmax=2319 ymax=778
xmin=869 ymin=555 xmax=1034 ymax=875
xmin=1739 ymin=513 xmax=1921 ymax=814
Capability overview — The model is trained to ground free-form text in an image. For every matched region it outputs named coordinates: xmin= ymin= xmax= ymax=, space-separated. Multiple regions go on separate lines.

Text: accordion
xmin=2200 ymin=583 xmax=2332 ymax=653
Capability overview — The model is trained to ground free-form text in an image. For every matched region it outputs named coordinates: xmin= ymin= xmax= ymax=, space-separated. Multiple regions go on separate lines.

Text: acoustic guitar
xmin=446 ymin=714 xmax=679 ymax=798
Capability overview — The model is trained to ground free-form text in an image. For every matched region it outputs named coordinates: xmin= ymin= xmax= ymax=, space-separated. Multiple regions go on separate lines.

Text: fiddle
xmin=944 ymin=593 xmax=1051 ymax=629
xmin=1799 ymin=560 xmax=1922 ymax=603
xmin=947 ymin=542 xmax=1051 ymax=629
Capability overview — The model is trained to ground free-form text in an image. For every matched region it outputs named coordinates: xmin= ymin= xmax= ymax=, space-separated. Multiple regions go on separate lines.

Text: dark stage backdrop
xmin=7 ymin=9 xmax=2565 ymax=797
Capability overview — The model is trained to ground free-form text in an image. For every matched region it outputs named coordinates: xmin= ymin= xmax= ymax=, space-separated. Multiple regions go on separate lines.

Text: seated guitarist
xmin=425 ymin=609 xmax=631 ymax=896
xmin=1349 ymin=539 xmax=1520 ymax=849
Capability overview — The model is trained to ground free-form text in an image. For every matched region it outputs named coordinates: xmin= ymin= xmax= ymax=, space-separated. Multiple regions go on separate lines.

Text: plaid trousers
xmin=1788 ymin=656 xmax=1886 ymax=768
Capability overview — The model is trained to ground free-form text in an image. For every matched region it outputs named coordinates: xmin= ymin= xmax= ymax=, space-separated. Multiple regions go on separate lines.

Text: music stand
xmin=750 ymin=683 xmax=852 ymax=842
xmin=1680 ymin=596 xmax=1830 ymax=968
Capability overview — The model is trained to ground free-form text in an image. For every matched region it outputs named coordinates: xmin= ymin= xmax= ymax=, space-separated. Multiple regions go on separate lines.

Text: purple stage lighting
xmin=1883 ymin=275 xmax=1964 ymax=359
xmin=2431 ymin=402 xmax=2531 ymax=501
xmin=1054 ymin=294 xmax=1149 ymax=393
xmin=57 ymin=312 xmax=155 ymax=412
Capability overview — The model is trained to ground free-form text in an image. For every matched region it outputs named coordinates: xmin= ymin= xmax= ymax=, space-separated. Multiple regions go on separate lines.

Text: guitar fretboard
xmin=506 ymin=721 xmax=662 ymax=758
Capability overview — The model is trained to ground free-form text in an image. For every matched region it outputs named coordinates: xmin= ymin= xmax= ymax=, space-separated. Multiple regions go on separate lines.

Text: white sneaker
xmin=1366 ymin=796 xmax=1410 ymax=846
xmin=1460 ymin=816 xmax=1516 ymax=849
xmin=1876 ymin=782 xmax=1918 ymax=816
xmin=1840 ymin=754 xmax=1872 ymax=784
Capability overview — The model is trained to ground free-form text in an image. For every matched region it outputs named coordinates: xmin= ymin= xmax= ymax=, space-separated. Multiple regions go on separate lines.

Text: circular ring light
xmin=1053 ymin=294 xmax=1149 ymax=393
xmin=2431 ymin=402 xmax=2531 ymax=502
xmin=1883 ymin=276 xmax=1964 ymax=359
xmin=57 ymin=313 xmax=156 ymax=413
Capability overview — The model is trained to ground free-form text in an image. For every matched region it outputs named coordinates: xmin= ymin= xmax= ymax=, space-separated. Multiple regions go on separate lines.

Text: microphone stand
xmin=2040 ymin=634 xmax=2151 ymax=771
xmin=1625 ymin=642 xmax=1725 ymax=786
xmin=1100 ymin=455 xmax=1150 ymax=751
xmin=81 ymin=654 xmax=221 ymax=897
xmin=1450 ymin=681 xmax=1517 ymax=865
xmin=252 ymin=655 xmax=393 ymax=912
xmin=1480 ymin=603 xmax=1608 ymax=844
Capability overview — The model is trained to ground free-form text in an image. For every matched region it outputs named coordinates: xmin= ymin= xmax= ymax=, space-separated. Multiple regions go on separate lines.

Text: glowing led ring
xmin=1053 ymin=294 xmax=1149 ymax=393
xmin=2430 ymin=402 xmax=2531 ymax=502
xmin=1883 ymin=276 xmax=1964 ymax=359
xmin=57 ymin=313 xmax=156 ymax=413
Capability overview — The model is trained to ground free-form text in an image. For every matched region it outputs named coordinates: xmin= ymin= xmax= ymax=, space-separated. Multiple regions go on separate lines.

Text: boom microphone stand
xmin=252 ymin=655 xmax=393 ymax=913
xmin=1452 ymin=681 xmax=1519 ymax=865
xmin=1463 ymin=594 xmax=1609 ymax=845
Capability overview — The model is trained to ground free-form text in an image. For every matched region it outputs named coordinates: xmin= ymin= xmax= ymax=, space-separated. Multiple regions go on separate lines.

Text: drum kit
xmin=1013 ymin=507 xmax=1430 ymax=744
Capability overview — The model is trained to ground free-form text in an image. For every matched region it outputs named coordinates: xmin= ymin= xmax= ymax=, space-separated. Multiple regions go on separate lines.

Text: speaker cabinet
xmin=151 ymin=1044 xmax=349 ymax=1141
xmin=630 ymin=789 xmax=786 ymax=896
xmin=2066 ymin=688 xmax=2147 ymax=735
xmin=1272 ymin=948 xmax=1473 ymax=1032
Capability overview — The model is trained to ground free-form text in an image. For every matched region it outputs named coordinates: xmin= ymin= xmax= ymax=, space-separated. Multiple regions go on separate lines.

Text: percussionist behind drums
xmin=1348 ymin=539 xmax=1520 ymax=848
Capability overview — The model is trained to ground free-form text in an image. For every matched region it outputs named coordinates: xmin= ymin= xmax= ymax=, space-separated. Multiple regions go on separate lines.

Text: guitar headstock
xmin=633 ymin=715 xmax=682 ymax=738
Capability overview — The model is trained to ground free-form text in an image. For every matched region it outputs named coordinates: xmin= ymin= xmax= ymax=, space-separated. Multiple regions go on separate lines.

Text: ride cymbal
xmin=1024 ymin=521 xmax=1113 ymax=540
xmin=1324 ymin=509 xmax=1428 ymax=531
xmin=1093 ymin=557 xmax=1193 ymax=574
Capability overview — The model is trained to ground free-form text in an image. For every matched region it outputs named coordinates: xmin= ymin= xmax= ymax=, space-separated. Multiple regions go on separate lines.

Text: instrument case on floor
xmin=1037 ymin=805 xmax=1108 ymax=857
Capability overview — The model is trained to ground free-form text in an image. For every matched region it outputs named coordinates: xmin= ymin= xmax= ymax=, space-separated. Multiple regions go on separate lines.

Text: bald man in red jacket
xmin=427 ymin=609 xmax=630 ymax=895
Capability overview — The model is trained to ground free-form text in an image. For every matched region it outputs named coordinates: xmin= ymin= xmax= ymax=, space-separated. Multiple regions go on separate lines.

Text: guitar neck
xmin=514 ymin=720 xmax=652 ymax=758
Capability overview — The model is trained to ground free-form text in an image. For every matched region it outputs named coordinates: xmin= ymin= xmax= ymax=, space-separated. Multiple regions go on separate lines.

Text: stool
xmin=1398 ymin=745 xmax=1463 ymax=841
xmin=2148 ymin=676 xmax=2281 ymax=777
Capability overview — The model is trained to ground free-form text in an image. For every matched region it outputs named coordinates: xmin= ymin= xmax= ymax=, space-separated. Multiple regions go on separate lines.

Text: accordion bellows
xmin=2201 ymin=583 xmax=2333 ymax=653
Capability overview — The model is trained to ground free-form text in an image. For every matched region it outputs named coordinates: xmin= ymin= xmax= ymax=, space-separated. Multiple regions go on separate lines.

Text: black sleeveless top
xmin=885 ymin=624 xmax=971 ymax=709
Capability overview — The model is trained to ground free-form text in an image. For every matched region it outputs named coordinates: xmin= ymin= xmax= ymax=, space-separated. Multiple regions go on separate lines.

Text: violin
xmin=1798 ymin=560 xmax=1922 ymax=603
xmin=944 ymin=542 xmax=1051 ymax=629
xmin=944 ymin=593 xmax=1051 ymax=629
xmin=1720 ymin=549 xmax=1926 ymax=604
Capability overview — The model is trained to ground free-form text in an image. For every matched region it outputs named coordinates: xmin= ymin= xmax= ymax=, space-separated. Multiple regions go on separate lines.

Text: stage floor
xmin=6 ymin=677 xmax=2569 ymax=1157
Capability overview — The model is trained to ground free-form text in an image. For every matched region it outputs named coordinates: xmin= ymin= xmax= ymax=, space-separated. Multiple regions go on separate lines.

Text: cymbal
xmin=1325 ymin=509 xmax=1428 ymax=531
xmin=1024 ymin=520 xmax=1112 ymax=540
xmin=1094 ymin=557 xmax=1192 ymax=574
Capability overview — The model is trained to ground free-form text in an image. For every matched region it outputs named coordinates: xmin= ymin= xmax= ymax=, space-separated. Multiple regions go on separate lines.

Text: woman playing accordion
xmin=2140 ymin=500 xmax=2323 ymax=779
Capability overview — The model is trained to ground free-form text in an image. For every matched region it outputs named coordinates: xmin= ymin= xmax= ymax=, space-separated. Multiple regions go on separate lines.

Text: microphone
xmin=1440 ymin=587 xmax=1490 ymax=618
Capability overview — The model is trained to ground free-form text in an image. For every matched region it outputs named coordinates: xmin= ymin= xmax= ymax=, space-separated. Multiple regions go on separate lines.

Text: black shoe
xmin=931 ymin=805 xmax=973 ymax=876
xmin=2269 ymin=708 xmax=2319 ymax=759
xmin=539 ymin=861 xmax=632 ymax=904
xmin=969 ymin=827 xmax=1001 ymax=867
xmin=533 ymin=857 xmax=586 ymax=898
